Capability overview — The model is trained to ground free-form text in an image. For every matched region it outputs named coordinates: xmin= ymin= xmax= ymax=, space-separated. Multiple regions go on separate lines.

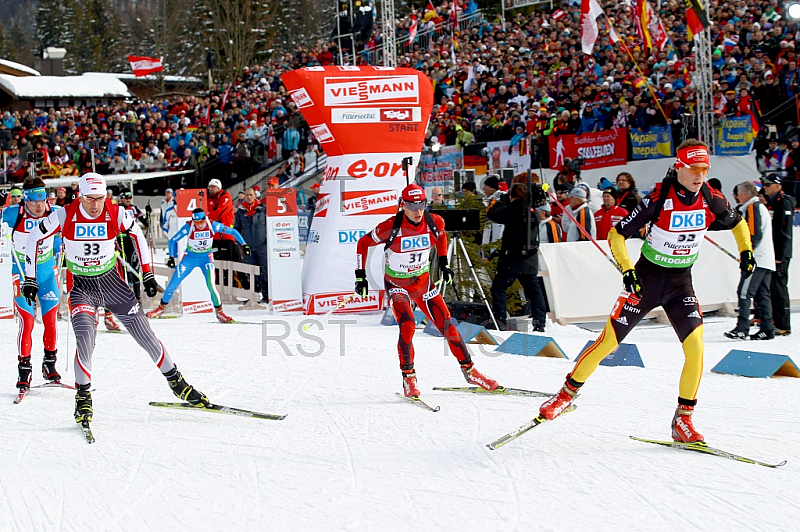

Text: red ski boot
xmin=402 ymin=370 xmax=420 ymax=398
xmin=104 ymin=311 xmax=121 ymax=332
xmin=539 ymin=380 xmax=580 ymax=420
xmin=146 ymin=302 xmax=166 ymax=319
xmin=671 ymin=404 xmax=705 ymax=443
xmin=215 ymin=306 xmax=234 ymax=323
xmin=461 ymin=362 xmax=499 ymax=391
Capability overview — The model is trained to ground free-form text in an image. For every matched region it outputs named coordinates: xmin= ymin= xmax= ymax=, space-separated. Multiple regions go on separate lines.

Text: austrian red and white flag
xmin=128 ymin=55 xmax=163 ymax=77
xmin=552 ymin=9 xmax=566 ymax=21
xmin=580 ymin=0 xmax=605 ymax=55
xmin=408 ymin=13 xmax=418 ymax=43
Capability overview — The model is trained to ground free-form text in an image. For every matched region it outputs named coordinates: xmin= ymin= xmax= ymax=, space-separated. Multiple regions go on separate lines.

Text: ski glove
xmin=439 ymin=256 xmax=454 ymax=284
xmin=776 ymin=260 xmax=788 ymax=276
xmin=622 ymin=269 xmax=642 ymax=297
xmin=166 ymin=257 xmax=176 ymax=268
xmin=143 ymin=272 xmax=159 ymax=298
xmin=739 ymin=250 xmax=756 ymax=278
xmin=242 ymin=244 xmax=251 ymax=256
xmin=355 ymin=268 xmax=369 ymax=298
xmin=22 ymin=278 xmax=38 ymax=305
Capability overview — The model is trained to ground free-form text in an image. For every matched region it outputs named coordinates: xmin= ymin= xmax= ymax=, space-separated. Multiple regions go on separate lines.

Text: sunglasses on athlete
xmin=404 ymin=199 xmax=427 ymax=211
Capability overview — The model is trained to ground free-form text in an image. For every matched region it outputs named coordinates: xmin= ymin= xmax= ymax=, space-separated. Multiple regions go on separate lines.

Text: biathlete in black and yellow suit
xmin=539 ymin=139 xmax=756 ymax=443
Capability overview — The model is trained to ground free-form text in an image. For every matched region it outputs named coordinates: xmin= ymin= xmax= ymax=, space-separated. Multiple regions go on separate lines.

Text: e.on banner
xmin=281 ymin=66 xmax=433 ymax=314
xmin=548 ymin=128 xmax=628 ymax=170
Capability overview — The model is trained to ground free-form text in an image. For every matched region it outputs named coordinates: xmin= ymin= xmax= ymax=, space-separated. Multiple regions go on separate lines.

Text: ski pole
xmin=541 ymin=184 xmax=620 ymax=271
xmin=704 ymin=235 xmax=740 ymax=263
xmin=301 ymin=293 xmax=356 ymax=331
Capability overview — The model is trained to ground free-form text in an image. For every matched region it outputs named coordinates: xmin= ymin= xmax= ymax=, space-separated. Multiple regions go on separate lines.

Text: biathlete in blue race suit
xmin=146 ymin=208 xmax=249 ymax=323
xmin=3 ymin=177 xmax=61 ymax=390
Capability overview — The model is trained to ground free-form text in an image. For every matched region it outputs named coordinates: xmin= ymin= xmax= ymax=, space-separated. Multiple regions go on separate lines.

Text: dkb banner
xmin=630 ymin=125 xmax=674 ymax=160
xmin=282 ymin=66 xmax=434 ymax=314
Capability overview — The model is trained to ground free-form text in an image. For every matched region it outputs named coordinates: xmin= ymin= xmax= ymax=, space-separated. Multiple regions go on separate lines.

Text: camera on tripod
xmin=564 ymin=156 xmax=585 ymax=180
xmin=27 ymin=151 xmax=44 ymax=164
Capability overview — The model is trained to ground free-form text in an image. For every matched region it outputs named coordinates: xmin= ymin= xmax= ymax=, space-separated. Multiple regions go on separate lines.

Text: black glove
xmin=142 ymin=271 xmax=159 ymax=298
xmin=166 ymin=257 xmax=176 ymax=268
xmin=739 ymin=250 xmax=756 ymax=278
xmin=622 ymin=269 xmax=642 ymax=297
xmin=776 ymin=260 xmax=788 ymax=277
xmin=355 ymin=268 xmax=369 ymax=298
xmin=439 ymin=256 xmax=454 ymax=284
xmin=145 ymin=203 xmax=152 ymax=214
xmin=242 ymin=244 xmax=251 ymax=256
xmin=22 ymin=278 xmax=38 ymax=305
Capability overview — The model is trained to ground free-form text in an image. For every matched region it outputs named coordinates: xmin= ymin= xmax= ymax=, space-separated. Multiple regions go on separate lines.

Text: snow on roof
xmin=0 ymin=59 xmax=40 ymax=76
xmin=85 ymin=72 xmax=203 ymax=84
xmin=0 ymin=74 xmax=131 ymax=99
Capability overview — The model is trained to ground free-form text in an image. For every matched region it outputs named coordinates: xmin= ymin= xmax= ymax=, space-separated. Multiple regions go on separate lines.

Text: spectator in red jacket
xmin=207 ymin=178 xmax=239 ymax=284
xmin=594 ymin=188 xmax=629 ymax=240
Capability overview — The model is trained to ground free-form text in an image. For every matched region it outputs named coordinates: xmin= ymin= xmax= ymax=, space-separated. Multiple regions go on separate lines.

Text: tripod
xmin=442 ymin=232 xmax=500 ymax=331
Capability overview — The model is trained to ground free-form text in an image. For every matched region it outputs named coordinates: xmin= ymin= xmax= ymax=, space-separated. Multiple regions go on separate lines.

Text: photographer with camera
xmin=562 ymin=157 xmax=585 ymax=184
xmin=487 ymin=177 xmax=548 ymax=332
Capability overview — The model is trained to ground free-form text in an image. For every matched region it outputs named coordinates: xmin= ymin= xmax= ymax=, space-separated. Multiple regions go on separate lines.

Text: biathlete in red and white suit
xmin=22 ymin=173 xmax=209 ymax=425
xmin=539 ymin=140 xmax=755 ymax=443
xmin=355 ymin=184 xmax=499 ymax=398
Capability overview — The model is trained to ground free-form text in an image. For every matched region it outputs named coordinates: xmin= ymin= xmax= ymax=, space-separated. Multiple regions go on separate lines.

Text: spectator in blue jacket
xmin=577 ymin=102 xmax=597 ymax=135
xmin=282 ymin=125 xmax=300 ymax=160
xmin=218 ymin=135 xmax=234 ymax=164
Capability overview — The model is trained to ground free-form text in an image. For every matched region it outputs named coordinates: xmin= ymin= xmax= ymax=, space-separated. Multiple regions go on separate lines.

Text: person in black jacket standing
xmin=762 ymin=174 xmax=795 ymax=335
xmin=234 ymin=188 xmax=269 ymax=303
xmin=487 ymin=179 xmax=548 ymax=331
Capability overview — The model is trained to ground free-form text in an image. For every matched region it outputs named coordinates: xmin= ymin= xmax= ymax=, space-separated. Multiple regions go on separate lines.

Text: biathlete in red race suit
xmin=22 ymin=173 xmax=210 ymax=426
xmin=539 ymin=140 xmax=756 ymax=443
xmin=355 ymin=184 xmax=499 ymax=398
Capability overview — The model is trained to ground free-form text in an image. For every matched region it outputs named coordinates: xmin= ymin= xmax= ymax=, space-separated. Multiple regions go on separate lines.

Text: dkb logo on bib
xmin=75 ymin=223 xmax=107 ymax=240
xmin=400 ymin=235 xmax=430 ymax=251
xmin=669 ymin=210 xmax=705 ymax=231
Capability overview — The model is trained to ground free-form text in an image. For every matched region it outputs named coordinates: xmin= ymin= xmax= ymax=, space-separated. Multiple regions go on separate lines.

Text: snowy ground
xmin=0 ymin=307 xmax=798 ymax=531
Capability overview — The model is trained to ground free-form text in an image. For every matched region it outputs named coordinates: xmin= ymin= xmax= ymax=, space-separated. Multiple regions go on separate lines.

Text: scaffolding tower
xmin=694 ymin=3 xmax=715 ymax=152
xmin=381 ymin=0 xmax=397 ymax=67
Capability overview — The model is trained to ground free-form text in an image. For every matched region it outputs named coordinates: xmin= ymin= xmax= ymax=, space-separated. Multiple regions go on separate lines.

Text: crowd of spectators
xmin=1 ymin=0 xmax=799 ymax=198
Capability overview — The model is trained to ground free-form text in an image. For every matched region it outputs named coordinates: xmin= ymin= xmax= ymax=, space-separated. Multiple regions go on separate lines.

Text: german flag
xmin=685 ymin=0 xmax=710 ymax=40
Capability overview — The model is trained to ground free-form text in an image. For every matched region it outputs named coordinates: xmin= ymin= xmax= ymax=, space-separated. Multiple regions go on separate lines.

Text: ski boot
xmin=146 ymin=302 xmax=167 ymax=319
xmin=723 ymin=329 xmax=748 ymax=340
xmin=17 ymin=357 xmax=32 ymax=391
xmin=104 ymin=311 xmax=122 ymax=332
xmin=74 ymin=384 xmax=93 ymax=423
xmin=165 ymin=367 xmax=210 ymax=407
xmin=460 ymin=361 xmax=499 ymax=391
xmin=539 ymin=378 xmax=581 ymax=420
xmin=214 ymin=306 xmax=234 ymax=323
xmin=402 ymin=369 xmax=420 ymax=398
xmin=671 ymin=404 xmax=704 ymax=443
xmin=42 ymin=349 xmax=61 ymax=383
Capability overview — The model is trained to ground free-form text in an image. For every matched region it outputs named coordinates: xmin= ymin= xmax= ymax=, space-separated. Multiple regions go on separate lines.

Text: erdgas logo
xmin=400 ymin=235 xmax=430 ymax=251
xmin=324 ymin=76 xmax=420 ymax=106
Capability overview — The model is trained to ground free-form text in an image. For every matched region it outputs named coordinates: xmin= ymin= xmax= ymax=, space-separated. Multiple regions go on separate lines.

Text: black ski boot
xmin=42 ymin=349 xmax=61 ymax=383
xmin=17 ymin=357 xmax=32 ymax=391
xmin=165 ymin=367 xmax=210 ymax=407
xmin=74 ymin=384 xmax=93 ymax=423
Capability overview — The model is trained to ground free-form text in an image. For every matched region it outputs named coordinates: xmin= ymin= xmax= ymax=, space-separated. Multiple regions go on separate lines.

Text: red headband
xmin=675 ymin=146 xmax=710 ymax=168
